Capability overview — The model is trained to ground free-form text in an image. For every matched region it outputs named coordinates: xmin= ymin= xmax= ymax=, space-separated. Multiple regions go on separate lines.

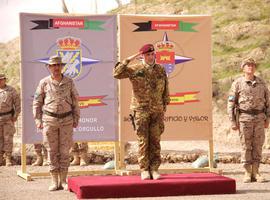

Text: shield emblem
xmin=57 ymin=50 xmax=82 ymax=79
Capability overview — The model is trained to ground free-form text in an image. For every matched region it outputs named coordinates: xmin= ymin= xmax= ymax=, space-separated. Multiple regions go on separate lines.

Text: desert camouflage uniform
xmin=70 ymin=142 xmax=88 ymax=154
xmin=33 ymin=75 xmax=80 ymax=172
xmin=33 ymin=144 xmax=47 ymax=157
xmin=113 ymin=60 xmax=170 ymax=171
xmin=228 ymin=76 xmax=270 ymax=167
xmin=32 ymin=143 xmax=48 ymax=166
xmin=70 ymin=142 xmax=88 ymax=166
xmin=0 ymin=85 xmax=21 ymax=165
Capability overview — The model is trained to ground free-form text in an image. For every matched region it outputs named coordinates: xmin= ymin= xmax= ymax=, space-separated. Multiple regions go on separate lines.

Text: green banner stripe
xmin=178 ymin=21 xmax=198 ymax=32
xmin=83 ymin=20 xmax=105 ymax=31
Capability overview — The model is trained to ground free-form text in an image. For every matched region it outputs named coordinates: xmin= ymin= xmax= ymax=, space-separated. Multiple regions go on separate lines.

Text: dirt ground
xmin=1 ymin=163 xmax=270 ymax=200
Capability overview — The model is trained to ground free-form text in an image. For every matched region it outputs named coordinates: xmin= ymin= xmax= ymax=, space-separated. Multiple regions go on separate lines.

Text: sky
xmin=0 ymin=0 xmax=130 ymax=43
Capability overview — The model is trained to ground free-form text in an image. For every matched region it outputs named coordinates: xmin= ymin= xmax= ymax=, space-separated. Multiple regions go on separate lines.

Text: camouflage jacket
xmin=113 ymin=60 xmax=170 ymax=112
xmin=33 ymin=75 xmax=80 ymax=126
xmin=227 ymin=76 xmax=270 ymax=122
xmin=0 ymin=85 xmax=21 ymax=122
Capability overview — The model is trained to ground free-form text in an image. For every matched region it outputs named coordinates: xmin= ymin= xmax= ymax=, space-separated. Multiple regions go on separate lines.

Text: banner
xmin=20 ymin=13 xmax=117 ymax=143
xmin=119 ymin=15 xmax=212 ymax=141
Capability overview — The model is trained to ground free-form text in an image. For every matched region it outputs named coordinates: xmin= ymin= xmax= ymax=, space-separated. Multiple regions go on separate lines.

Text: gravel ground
xmin=1 ymin=163 xmax=270 ymax=200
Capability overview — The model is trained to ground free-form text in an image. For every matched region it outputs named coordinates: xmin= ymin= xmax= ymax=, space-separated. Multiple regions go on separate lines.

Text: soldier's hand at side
xmin=265 ymin=119 xmax=270 ymax=128
xmin=35 ymin=119 xmax=43 ymax=129
xmin=11 ymin=117 xmax=17 ymax=123
xmin=73 ymin=122 xmax=78 ymax=128
xmin=37 ymin=123 xmax=43 ymax=129
xmin=231 ymin=122 xmax=239 ymax=131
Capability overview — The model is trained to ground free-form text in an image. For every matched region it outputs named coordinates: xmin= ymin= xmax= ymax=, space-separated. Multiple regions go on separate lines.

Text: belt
xmin=0 ymin=109 xmax=14 ymax=117
xmin=43 ymin=110 xmax=72 ymax=119
xmin=239 ymin=109 xmax=264 ymax=115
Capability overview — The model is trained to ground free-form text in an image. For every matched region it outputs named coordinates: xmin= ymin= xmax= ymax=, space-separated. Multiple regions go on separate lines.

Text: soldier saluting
xmin=228 ymin=58 xmax=270 ymax=183
xmin=113 ymin=44 xmax=170 ymax=180
xmin=33 ymin=55 xmax=80 ymax=191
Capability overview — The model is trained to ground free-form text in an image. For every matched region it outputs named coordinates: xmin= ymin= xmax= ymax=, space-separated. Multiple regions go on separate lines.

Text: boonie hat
xmin=0 ymin=74 xmax=6 ymax=80
xmin=241 ymin=58 xmax=256 ymax=69
xmin=47 ymin=55 xmax=65 ymax=65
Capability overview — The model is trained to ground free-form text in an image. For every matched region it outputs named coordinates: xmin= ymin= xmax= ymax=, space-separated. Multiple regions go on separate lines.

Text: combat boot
xmin=5 ymin=154 xmax=12 ymax=166
xmin=49 ymin=172 xmax=59 ymax=191
xmin=151 ymin=171 xmax=161 ymax=180
xmin=32 ymin=154 xmax=43 ymax=166
xmin=80 ymin=153 xmax=88 ymax=166
xmin=141 ymin=171 xmax=151 ymax=180
xmin=0 ymin=154 xmax=3 ymax=166
xmin=243 ymin=164 xmax=252 ymax=183
xmin=59 ymin=171 xmax=68 ymax=191
xmin=70 ymin=153 xmax=80 ymax=166
xmin=252 ymin=163 xmax=266 ymax=183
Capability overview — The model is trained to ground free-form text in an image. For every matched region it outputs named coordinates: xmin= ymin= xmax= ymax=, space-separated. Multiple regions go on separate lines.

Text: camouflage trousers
xmin=134 ymin=111 xmax=165 ymax=171
xmin=70 ymin=142 xmax=88 ymax=154
xmin=239 ymin=120 xmax=265 ymax=166
xmin=33 ymin=143 xmax=48 ymax=156
xmin=0 ymin=121 xmax=15 ymax=155
xmin=42 ymin=120 xmax=73 ymax=172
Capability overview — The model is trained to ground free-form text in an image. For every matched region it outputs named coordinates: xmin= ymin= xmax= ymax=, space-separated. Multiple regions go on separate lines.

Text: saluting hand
xmin=126 ymin=51 xmax=142 ymax=62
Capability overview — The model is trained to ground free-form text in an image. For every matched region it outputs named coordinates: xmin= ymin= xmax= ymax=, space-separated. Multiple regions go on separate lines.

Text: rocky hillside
xmin=0 ymin=37 xmax=20 ymax=91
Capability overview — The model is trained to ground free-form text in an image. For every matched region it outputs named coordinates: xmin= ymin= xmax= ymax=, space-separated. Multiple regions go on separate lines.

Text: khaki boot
xmin=252 ymin=163 xmax=266 ymax=183
xmin=151 ymin=171 xmax=161 ymax=180
xmin=80 ymin=153 xmax=88 ymax=166
xmin=70 ymin=153 xmax=80 ymax=166
xmin=59 ymin=171 xmax=68 ymax=191
xmin=32 ymin=155 xmax=43 ymax=166
xmin=243 ymin=164 xmax=252 ymax=183
xmin=141 ymin=171 xmax=151 ymax=180
xmin=49 ymin=172 xmax=59 ymax=191
xmin=5 ymin=154 xmax=12 ymax=166
xmin=0 ymin=154 xmax=3 ymax=166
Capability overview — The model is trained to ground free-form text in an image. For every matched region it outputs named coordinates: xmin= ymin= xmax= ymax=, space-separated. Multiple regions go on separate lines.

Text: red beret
xmin=140 ymin=44 xmax=155 ymax=54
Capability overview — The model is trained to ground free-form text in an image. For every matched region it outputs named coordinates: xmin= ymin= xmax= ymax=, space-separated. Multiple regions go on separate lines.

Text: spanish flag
xmin=79 ymin=96 xmax=107 ymax=108
xmin=169 ymin=92 xmax=199 ymax=105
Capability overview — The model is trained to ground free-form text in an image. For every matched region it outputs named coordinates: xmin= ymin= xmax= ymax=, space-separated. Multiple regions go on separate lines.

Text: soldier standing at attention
xmin=113 ymin=44 xmax=170 ymax=180
xmin=33 ymin=55 xmax=80 ymax=191
xmin=228 ymin=58 xmax=270 ymax=183
xmin=0 ymin=74 xmax=21 ymax=166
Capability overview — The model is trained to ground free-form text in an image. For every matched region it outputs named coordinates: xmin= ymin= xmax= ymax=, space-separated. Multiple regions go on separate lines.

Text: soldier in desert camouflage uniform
xmin=31 ymin=144 xmax=48 ymax=166
xmin=70 ymin=142 xmax=88 ymax=166
xmin=0 ymin=74 xmax=21 ymax=166
xmin=227 ymin=58 xmax=270 ymax=183
xmin=113 ymin=44 xmax=170 ymax=180
xmin=33 ymin=55 xmax=80 ymax=191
